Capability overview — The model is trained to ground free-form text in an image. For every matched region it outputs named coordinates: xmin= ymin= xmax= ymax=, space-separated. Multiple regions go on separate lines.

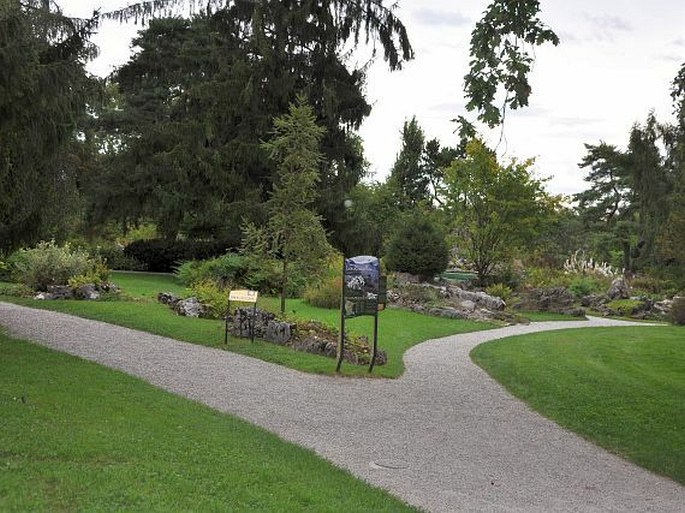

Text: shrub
xmin=12 ymin=241 xmax=110 ymax=291
xmin=394 ymin=283 xmax=442 ymax=304
xmin=384 ymin=215 xmax=449 ymax=280
xmin=96 ymin=245 xmax=147 ymax=271
xmin=563 ymin=250 xmax=620 ymax=277
xmin=190 ymin=280 xmax=228 ymax=319
xmin=175 ymin=253 xmax=247 ymax=287
xmin=522 ymin=267 xmax=572 ymax=289
xmin=485 ymin=283 xmax=513 ymax=302
xmin=607 ymin=299 xmax=644 ymax=317
xmin=630 ymin=275 xmax=677 ymax=297
xmin=303 ymin=276 xmax=342 ymax=309
xmin=569 ymin=276 xmax=603 ymax=298
xmin=671 ymin=296 xmax=685 ymax=326
xmin=124 ymin=239 xmax=231 ymax=273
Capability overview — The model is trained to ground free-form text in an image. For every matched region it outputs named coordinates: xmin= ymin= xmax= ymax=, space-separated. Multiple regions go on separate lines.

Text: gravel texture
xmin=1 ymin=302 xmax=683 ymax=512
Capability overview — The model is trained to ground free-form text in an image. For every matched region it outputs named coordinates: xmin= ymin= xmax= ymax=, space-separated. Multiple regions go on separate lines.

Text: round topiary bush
xmin=384 ymin=215 xmax=449 ymax=280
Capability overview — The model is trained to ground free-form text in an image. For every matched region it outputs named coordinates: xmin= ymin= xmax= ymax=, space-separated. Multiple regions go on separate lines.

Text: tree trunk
xmin=280 ymin=258 xmax=288 ymax=314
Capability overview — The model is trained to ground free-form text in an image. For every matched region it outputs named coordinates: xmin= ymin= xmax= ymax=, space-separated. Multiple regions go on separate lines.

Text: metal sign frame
xmin=336 ymin=256 xmax=386 ymax=373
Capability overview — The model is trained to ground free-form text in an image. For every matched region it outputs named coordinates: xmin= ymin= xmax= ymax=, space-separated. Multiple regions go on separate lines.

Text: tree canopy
xmin=0 ymin=0 xmax=98 ymax=252
xmin=443 ymin=139 xmax=552 ymax=284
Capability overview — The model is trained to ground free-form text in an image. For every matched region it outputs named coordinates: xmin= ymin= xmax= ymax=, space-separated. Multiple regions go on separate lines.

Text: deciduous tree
xmin=444 ymin=139 xmax=551 ymax=285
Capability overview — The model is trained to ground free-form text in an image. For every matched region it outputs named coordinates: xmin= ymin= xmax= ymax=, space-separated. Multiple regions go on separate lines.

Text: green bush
xmin=175 ymin=253 xmax=305 ymax=297
xmin=395 ymin=283 xmax=442 ymax=304
xmin=384 ymin=215 xmax=449 ymax=280
xmin=569 ymin=276 xmax=603 ymax=297
xmin=607 ymin=299 xmax=644 ymax=317
xmin=175 ymin=253 xmax=247 ymax=287
xmin=303 ymin=276 xmax=342 ymax=309
xmin=190 ymin=280 xmax=228 ymax=319
xmin=522 ymin=267 xmax=572 ymax=289
xmin=124 ymin=239 xmax=231 ymax=273
xmin=485 ymin=283 xmax=513 ymax=302
xmin=671 ymin=296 xmax=685 ymax=326
xmin=11 ymin=241 xmax=110 ymax=291
xmin=96 ymin=245 xmax=147 ymax=271
xmin=630 ymin=275 xmax=677 ymax=297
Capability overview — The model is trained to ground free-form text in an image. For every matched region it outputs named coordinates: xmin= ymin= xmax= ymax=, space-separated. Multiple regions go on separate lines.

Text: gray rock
xmin=517 ymin=287 xmax=574 ymax=313
xmin=607 ymin=276 xmax=630 ymax=300
xmin=449 ymin=287 xmax=505 ymax=311
xmin=459 ymin=300 xmax=476 ymax=311
xmin=74 ymin=283 xmax=100 ymax=300
xmin=654 ymin=299 xmax=673 ymax=315
xmin=34 ymin=292 xmax=53 ymax=300
xmin=175 ymin=297 xmax=205 ymax=317
xmin=46 ymin=285 xmax=74 ymax=300
xmin=580 ymin=294 xmax=607 ymax=308
xmin=230 ymin=307 xmax=295 ymax=344
xmin=265 ymin=320 xmax=293 ymax=345
xmin=158 ymin=292 xmax=180 ymax=306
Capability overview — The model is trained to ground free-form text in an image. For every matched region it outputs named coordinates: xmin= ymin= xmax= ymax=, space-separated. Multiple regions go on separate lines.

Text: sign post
xmin=337 ymin=256 xmax=386 ymax=373
xmin=225 ymin=289 xmax=259 ymax=344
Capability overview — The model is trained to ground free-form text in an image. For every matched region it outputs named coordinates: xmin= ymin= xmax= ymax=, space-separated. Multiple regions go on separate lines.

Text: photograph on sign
xmin=343 ymin=256 xmax=381 ymax=318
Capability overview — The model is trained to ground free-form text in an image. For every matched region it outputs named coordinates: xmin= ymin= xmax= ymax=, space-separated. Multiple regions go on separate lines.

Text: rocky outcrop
xmin=230 ymin=307 xmax=293 ymax=345
xmin=226 ymin=308 xmax=386 ymax=366
xmin=34 ymin=283 xmax=110 ymax=301
xmin=607 ymin=276 xmax=630 ymax=300
xmin=175 ymin=297 xmax=205 ymax=318
xmin=389 ymin=282 xmax=509 ymax=322
xmin=516 ymin=287 xmax=576 ymax=314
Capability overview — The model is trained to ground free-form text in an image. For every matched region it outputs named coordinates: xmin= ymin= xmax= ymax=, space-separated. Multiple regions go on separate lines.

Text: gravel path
xmin=1 ymin=302 xmax=683 ymax=512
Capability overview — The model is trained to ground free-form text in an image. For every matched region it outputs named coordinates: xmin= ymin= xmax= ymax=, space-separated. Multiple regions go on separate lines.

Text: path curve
xmin=1 ymin=302 xmax=682 ymax=512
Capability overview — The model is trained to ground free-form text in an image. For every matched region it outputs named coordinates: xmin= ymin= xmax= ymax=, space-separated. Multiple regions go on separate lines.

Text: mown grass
xmin=0 ymin=272 xmax=495 ymax=378
xmin=0 ymin=333 xmax=419 ymax=512
xmin=471 ymin=326 xmax=685 ymax=484
xmin=514 ymin=310 xmax=587 ymax=322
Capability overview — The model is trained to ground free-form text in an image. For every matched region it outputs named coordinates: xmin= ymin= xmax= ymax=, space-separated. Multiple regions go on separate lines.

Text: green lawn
xmin=0 ymin=333 xmax=418 ymax=512
xmin=471 ymin=326 xmax=685 ymax=484
xmin=0 ymin=272 xmax=495 ymax=378
xmin=513 ymin=310 xmax=587 ymax=322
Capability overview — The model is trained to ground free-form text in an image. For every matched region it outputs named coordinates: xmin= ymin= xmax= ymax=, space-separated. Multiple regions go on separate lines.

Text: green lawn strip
xmin=514 ymin=311 xmax=587 ymax=322
xmin=0 ymin=272 xmax=495 ymax=377
xmin=0 ymin=334 xmax=419 ymax=512
xmin=470 ymin=326 xmax=685 ymax=484
xmin=109 ymin=271 xmax=187 ymax=299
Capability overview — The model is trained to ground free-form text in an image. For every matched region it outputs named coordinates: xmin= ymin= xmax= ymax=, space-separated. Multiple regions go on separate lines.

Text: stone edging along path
xmin=1 ymin=302 xmax=683 ymax=512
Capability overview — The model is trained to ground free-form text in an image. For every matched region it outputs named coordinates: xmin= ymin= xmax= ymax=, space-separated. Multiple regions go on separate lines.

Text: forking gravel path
xmin=1 ymin=302 xmax=683 ymax=512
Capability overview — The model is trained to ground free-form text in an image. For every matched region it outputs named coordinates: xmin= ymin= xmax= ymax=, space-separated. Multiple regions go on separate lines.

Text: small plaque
xmin=229 ymin=289 xmax=259 ymax=303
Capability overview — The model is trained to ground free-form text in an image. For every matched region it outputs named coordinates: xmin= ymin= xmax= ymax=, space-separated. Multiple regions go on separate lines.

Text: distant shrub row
xmin=123 ymin=239 xmax=232 ymax=273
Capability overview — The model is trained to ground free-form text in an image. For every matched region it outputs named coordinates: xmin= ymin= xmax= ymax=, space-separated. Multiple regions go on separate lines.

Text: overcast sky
xmin=62 ymin=0 xmax=685 ymax=196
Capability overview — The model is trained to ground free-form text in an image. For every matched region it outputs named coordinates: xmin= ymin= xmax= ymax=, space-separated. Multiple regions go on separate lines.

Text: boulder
xmin=459 ymin=299 xmax=476 ymax=311
xmin=607 ymin=276 xmax=630 ymax=300
xmin=175 ymin=297 xmax=205 ymax=317
xmin=517 ymin=287 xmax=574 ymax=313
xmin=230 ymin=307 xmax=295 ymax=345
xmin=46 ymin=285 xmax=74 ymax=300
xmin=265 ymin=320 xmax=293 ymax=345
xmin=74 ymin=283 xmax=100 ymax=300
xmin=448 ymin=287 xmax=505 ymax=311
xmin=157 ymin=292 xmax=180 ymax=306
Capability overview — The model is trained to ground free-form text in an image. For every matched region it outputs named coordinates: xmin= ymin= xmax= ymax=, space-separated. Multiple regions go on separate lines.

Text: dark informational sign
xmin=338 ymin=255 xmax=385 ymax=373
xmin=343 ymin=255 xmax=380 ymax=318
